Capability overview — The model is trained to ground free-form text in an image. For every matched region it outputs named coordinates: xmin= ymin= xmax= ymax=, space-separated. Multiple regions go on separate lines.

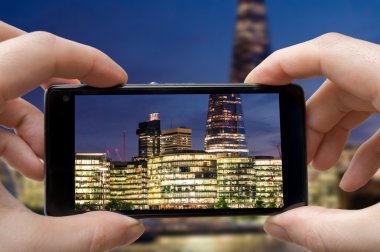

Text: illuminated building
xmin=254 ymin=156 xmax=283 ymax=208
xmin=146 ymin=151 xmax=269 ymax=210
xmin=216 ymin=154 xmax=256 ymax=208
xmin=204 ymin=93 xmax=249 ymax=156
xmin=109 ymin=160 xmax=148 ymax=210
xmin=161 ymin=127 xmax=192 ymax=154
xmin=230 ymin=0 xmax=269 ymax=83
xmin=308 ymin=165 xmax=339 ymax=208
xmin=75 ymin=151 xmax=283 ymax=210
xmin=18 ymin=177 xmax=44 ymax=211
xmin=203 ymin=0 xmax=270 ymax=158
xmin=75 ymin=153 xmax=110 ymax=210
xmin=147 ymin=151 xmax=218 ymax=209
xmin=203 ymin=0 xmax=270 ymax=157
xmin=136 ymin=113 xmax=161 ymax=158
xmin=336 ymin=146 xmax=380 ymax=209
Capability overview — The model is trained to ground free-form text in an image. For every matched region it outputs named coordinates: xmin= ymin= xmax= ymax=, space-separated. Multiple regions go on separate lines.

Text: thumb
xmin=34 ymin=211 xmax=144 ymax=251
xmin=264 ymin=205 xmax=380 ymax=252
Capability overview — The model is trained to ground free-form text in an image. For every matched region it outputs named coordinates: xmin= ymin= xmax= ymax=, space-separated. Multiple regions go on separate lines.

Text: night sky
xmin=1 ymin=0 xmax=380 ymax=150
xmin=75 ymin=94 xmax=280 ymax=160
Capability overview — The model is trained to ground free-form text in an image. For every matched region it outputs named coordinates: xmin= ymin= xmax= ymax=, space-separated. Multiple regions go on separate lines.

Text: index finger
xmin=244 ymin=33 xmax=380 ymax=106
xmin=0 ymin=31 xmax=127 ymax=105
xmin=0 ymin=21 xmax=25 ymax=41
xmin=0 ymin=21 xmax=82 ymax=87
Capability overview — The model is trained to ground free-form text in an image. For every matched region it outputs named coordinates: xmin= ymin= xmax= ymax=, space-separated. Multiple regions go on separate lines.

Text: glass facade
xmin=75 ymin=152 xmax=283 ymax=210
xmin=136 ymin=113 xmax=161 ymax=158
xmin=75 ymin=153 xmax=110 ymax=210
xmin=109 ymin=160 xmax=148 ymax=210
xmin=147 ymin=152 xmax=218 ymax=209
xmin=204 ymin=94 xmax=249 ymax=155
xmin=161 ymin=127 xmax=192 ymax=154
xmin=216 ymin=154 xmax=256 ymax=208
xmin=255 ymin=157 xmax=283 ymax=208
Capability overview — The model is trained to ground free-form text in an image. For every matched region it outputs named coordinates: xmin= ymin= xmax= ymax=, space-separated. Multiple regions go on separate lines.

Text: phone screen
xmin=74 ymin=93 xmax=283 ymax=211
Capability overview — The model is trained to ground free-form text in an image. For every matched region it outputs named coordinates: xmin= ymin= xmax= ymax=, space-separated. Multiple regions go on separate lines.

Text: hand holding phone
xmin=45 ymin=83 xmax=307 ymax=217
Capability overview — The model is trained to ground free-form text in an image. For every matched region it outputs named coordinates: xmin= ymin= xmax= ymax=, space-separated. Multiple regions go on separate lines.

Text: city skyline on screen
xmin=75 ymin=93 xmax=281 ymax=161
xmin=74 ymin=92 xmax=284 ymax=211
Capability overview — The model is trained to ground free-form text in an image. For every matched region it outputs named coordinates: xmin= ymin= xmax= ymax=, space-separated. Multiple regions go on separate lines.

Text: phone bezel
xmin=45 ymin=83 xmax=307 ymax=218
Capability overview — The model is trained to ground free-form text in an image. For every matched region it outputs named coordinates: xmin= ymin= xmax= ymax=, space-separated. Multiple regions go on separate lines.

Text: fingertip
xmin=106 ymin=61 xmax=128 ymax=85
xmin=339 ymin=165 xmax=366 ymax=192
xmin=339 ymin=177 xmax=355 ymax=192
xmin=83 ymin=211 xmax=144 ymax=247
xmin=66 ymin=44 xmax=128 ymax=87
xmin=19 ymin=159 xmax=44 ymax=181
xmin=81 ymin=211 xmax=144 ymax=248
xmin=265 ymin=206 xmax=326 ymax=227
xmin=118 ymin=66 xmax=128 ymax=84
xmin=83 ymin=210 xmax=141 ymax=226
xmin=310 ymin=159 xmax=330 ymax=171
xmin=95 ymin=50 xmax=128 ymax=86
xmin=0 ymin=135 xmax=45 ymax=181
xmin=263 ymin=220 xmax=291 ymax=242
xmin=246 ymin=67 xmax=293 ymax=86
xmin=83 ymin=61 xmax=128 ymax=87
xmin=244 ymin=68 xmax=257 ymax=84
xmin=244 ymin=64 xmax=276 ymax=85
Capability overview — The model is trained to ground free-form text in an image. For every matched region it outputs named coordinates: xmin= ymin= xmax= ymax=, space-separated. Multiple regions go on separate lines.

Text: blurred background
xmin=1 ymin=0 xmax=380 ymax=251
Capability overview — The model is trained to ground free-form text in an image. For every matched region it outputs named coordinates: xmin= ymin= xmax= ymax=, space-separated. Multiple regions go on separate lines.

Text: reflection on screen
xmin=74 ymin=93 xmax=283 ymax=211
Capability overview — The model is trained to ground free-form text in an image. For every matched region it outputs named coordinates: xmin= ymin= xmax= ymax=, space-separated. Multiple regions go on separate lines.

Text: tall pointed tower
xmin=204 ymin=0 xmax=269 ymax=155
xmin=204 ymin=93 xmax=248 ymax=155
xmin=230 ymin=0 xmax=269 ymax=83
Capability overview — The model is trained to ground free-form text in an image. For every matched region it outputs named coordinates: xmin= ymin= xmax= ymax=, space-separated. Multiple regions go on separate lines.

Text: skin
xmin=0 ymin=21 xmax=144 ymax=251
xmin=245 ymin=32 xmax=380 ymax=251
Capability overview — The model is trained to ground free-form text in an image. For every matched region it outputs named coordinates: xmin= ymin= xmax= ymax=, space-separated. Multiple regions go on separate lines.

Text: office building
xmin=161 ymin=127 xmax=192 ymax=154
xmin=136 ymin=113 xmax=161 ymax=158
xmin=75 ymin=153 xmax=110 ymax=210
xmin=109 ymin=160 xmax=148 ymax=210
xmin=216 ymin=154 xmax=256 ymax=208
xmin=308 ymin=165 xmax=339 ymax=208
xmin=254 ymin=156 xmax=283 ymax=207
xmin=204 ymin=93 xmax=249 ymax=156
xmin=147 ymin=151 xmax=218 ymax=209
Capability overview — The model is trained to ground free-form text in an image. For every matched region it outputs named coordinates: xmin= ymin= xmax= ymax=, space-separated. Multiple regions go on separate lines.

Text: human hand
xmin=245 ymin=33 xmax=380 ymax=251
xmin=0 ymin=21 xmax=144 ymax=251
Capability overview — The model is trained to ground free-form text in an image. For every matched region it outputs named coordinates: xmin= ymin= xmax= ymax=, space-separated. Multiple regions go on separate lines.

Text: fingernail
xmin=123 ymin=219 xmax=145 ymax=245
xmin=264 ymin=223 xmax=291 ymax=242
xmin=124 ymin=216 xmax=142 ymax=226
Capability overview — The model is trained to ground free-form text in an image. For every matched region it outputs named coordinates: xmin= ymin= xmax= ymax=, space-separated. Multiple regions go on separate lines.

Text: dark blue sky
xmin=1 ymin=0 xmax=380 ymax=147
xmin=75 ymin=94 xmax=280 ymax=160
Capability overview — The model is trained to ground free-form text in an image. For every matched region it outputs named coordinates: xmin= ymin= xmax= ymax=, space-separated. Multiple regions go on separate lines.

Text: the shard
xmin=204 ymin=0 xmax=270 ymax=155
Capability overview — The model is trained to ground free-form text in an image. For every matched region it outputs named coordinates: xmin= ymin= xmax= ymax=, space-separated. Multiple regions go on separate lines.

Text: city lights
xmin=75 ymin=95 xmax=284 ymax=211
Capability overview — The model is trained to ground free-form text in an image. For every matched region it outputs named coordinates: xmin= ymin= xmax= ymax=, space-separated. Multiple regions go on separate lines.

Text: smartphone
xmin=45 ymin=83 xmax=307 ymax=218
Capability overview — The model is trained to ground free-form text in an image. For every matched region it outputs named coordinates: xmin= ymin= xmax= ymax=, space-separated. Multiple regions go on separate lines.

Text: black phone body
xmin=45 ymin=83 xmax=307 ymax=218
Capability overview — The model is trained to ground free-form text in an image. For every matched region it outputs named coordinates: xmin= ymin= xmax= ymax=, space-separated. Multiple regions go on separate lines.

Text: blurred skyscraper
xmin=204 ymin=0 xmax=269 ymax=156
xmin=230 ymin=0 xmax=270 ymax=83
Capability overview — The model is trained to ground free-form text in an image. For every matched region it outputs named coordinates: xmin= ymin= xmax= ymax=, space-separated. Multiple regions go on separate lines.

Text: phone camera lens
xmin=62 ymin=95 xmax=70 ymax=102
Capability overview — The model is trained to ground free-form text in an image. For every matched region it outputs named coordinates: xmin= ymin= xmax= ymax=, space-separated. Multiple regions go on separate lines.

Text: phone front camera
xmin=62 ymin=95 xmax=70 ymax=102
